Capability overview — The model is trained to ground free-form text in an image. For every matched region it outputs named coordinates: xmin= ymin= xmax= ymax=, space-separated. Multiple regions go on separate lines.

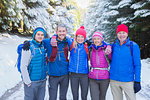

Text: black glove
xmin=23 ymin=40 xmax=30 ymax=51
xmin=134 ymin=81 xmax=141 ymax=93
xmin=86 ymin=39 xmax=92 ymax=46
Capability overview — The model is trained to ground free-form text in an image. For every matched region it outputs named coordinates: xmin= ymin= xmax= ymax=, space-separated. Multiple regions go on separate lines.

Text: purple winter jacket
xmin=88 ymin=45 xmax=111 ymax=80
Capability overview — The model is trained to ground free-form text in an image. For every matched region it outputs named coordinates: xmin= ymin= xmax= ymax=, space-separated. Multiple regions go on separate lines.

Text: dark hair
xmin=56 ymin=24 xmax=67 ymax=31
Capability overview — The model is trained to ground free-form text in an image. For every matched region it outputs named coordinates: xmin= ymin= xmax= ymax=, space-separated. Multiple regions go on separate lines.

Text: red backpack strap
xmin=84 ymin=42 xmax=89 ymax=61
xmin=49 ymin=46 xmax=57 ymax=62
xmin=64 ymin=42 xmax=69 ymax=62
xmin=70 ymin=41 xmax=76 ymax=53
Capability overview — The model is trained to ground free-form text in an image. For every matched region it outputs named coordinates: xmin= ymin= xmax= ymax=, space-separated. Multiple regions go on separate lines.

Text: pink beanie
xmin=117 ymin=24 xmax=128 ymax=34
xmin=92 ymin=32 xmax=103 ymax=40
xmin=75 ymin=26 xmax=87 ymax=39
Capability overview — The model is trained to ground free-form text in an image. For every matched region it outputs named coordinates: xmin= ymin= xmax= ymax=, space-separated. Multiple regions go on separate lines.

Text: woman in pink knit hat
xmin=88 ymin=31 xmax=112 ymax=100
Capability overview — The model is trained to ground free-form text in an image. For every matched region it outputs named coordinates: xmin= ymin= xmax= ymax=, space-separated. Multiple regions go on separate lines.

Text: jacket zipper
xmin=39 ymin=47 xmax=43 ymax=80
xmin=59 ymin=43 xmax=61 ymax=75
xmin=59 ymin=53 xmax=61 ymax=75
xmin=96 ymin=50 xmax=99 ymax=79
xmin=76 ymin=48 xmax=80 ymax=73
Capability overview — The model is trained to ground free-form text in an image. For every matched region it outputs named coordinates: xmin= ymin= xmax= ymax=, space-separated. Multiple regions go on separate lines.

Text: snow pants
xmin=110 ymin=80 xmax=136 ymax=100
xmin=24 ymin=79 xmax=46 ymax=100
xmin=89 ymin=79 xmax=109 ymax=100
xmin=70 ymin=72 xmax=89 ymax=100
xmin=48 ymin=75 xmax=69 ymax=100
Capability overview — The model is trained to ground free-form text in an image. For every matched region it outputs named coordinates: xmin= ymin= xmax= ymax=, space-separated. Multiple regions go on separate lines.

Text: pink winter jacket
xmin=88 ymin=46 xmax=111 ymax=80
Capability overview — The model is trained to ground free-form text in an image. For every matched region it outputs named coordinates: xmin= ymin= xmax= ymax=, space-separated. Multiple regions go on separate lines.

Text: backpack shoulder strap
xmin=70 ymin=41 xmax=74 ymax=51
xmin=29 ymin=42 xmax=35 ymax=57
xmin=84 ymin=42 xmax=89 ymax=61
xmin=129 ymin=41 xmax=133 ymax=56
xmin=64 ymin=41 xmax=69 ymax=62
xmin=112 ymin=40 xmax=116 ymax=51
xmin=88 ymin=46 xmax=93 ymax=59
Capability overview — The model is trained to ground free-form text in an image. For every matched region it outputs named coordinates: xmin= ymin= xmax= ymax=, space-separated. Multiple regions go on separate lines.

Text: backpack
xmin=15 ymin=42 xmax=35 ymax=73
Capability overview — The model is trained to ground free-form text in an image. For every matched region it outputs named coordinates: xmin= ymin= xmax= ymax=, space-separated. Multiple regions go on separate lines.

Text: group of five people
xmin=20 ymin=23 xmax=141 ymax=100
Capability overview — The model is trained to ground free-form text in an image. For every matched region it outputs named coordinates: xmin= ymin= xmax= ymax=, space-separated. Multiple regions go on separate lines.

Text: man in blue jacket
xmin=109 ymin=24 xmax=141 ymax=100
xmin=43 ymin=24 xmax=72 ymax=100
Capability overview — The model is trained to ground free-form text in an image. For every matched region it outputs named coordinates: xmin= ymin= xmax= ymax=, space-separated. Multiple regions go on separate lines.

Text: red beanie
xmin=117 ymin=24 xmax=128 ymax=34
xmin=75 ymin=26 xmax=86 ymax=39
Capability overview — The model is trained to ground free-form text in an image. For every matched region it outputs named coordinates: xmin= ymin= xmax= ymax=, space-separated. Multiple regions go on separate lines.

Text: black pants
xmin=48 ymin=75 xmax=69 ymax=100
xmin=89 ymin=79 xmax=109 ymax=100
xmin=70 ymin=72 xmax=89 ymax=100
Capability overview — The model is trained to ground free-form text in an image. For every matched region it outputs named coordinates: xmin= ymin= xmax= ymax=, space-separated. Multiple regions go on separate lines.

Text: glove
xmin=105 ymin=45 xmax=112 ymax=55
xmin=23 ymin=40 xmax=30 ymax=51
xmin=51 ymin=36 xmax=57 ymax=47
xmin=134 ymin=81 xmax=141 ymax=93
xmin=86 ymin=39 xmax=92 ymax=46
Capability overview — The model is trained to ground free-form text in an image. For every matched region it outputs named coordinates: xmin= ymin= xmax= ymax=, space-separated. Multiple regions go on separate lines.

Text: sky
xmin=74 ymin=0 xmax=91 ymax=9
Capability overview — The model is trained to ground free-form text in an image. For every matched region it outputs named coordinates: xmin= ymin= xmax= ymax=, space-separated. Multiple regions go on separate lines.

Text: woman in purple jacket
xmin=88 ymin=32 xmax=111 ymax=100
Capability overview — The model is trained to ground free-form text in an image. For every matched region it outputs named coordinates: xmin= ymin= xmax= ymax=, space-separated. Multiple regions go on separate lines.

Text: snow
xmin=109 ymin=0 xmax=132 ymax=9
xmin=119 ymin=0 xmax=132 ymax=8
xmin=0 ymin=34 xmax=150 ymax=100
xmin=104 ymin=10 xmax=119 ymax=16
xmin=0 ymin=34 xmax=27 ymax=97
xmin=130 ymin=2 xmax=146 ymax=9
xmin=2 ymin=0 xmax=74 ymax=37
xmin=117 ymin=17 xmax=132 ymax=24
xmin=134 ymin=9 xmax=150 ymax=18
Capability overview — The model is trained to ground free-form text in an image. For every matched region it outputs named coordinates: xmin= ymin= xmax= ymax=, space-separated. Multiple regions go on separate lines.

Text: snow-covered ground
xmin=0 ymin=34 xmax=150 ymax=100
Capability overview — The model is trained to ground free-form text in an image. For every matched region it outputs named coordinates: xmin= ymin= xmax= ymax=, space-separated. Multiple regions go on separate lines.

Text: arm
xmin=86 ymin=39 xmax=92 ymax=46
xmin=133 ymin=43 xmax=141 ymax=82
xmin=20 ymin=50 xmax=32 ymax=86
xmin=103 ymin=41 xmax=112 ymax=56
xmin=66 ymin=36 xmax=73 ymax=49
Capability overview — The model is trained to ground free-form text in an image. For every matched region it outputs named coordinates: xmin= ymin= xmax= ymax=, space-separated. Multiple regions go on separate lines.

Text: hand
xmin=27 ymin=83 xmax=31 ymax=87
xmin=134 ymin=81 xmax=141 ymax=93
xmin=23 ymin=40 xmax=30 ymax=51
xmin=86 ymin=39 xmax=92 ymax=46
xmin=105 ymin=45 xmax=112 ymax=55
xmin=51 ymin=36 xmax=57 ymax=46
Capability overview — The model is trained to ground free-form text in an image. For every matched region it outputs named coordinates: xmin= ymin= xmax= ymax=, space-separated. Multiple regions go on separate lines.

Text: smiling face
xmin=56 ymin=26 xmax=67 ymax=41
xmin=117 ymin=31 xmax=128 ymax=44
xmin=34 ymin=31 xmax=44 ymax=43
xmin=76 ymin=35 xmax=85 ymax=44
xmin=93 ymin=36 xmax=102 ymax=46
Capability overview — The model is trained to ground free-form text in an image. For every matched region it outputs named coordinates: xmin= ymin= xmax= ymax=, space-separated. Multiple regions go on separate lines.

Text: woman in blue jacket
xmin=69 ymin=26 xmax=89 ymax=100
xmin=109 ymin=24 xmax=141 ymax=100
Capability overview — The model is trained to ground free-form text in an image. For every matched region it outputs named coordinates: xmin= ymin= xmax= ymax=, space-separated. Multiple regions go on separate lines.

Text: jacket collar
xmin=92 ymin=41 xmax=106 ymax=50
xmin=116 ymin=37 xmax=130 ymax=46
xmin=56 ymin=37 xmax=68 ymax=44
xmin=32 ymin=39 xmax=43 ymax=47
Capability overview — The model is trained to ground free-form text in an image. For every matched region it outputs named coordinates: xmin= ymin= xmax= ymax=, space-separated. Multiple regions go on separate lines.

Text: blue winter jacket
xmin=109 ymin=38 xmax=141 ymax=82
xmin=29 ymin=39 xmax=47 ymax=81
xmin=69 ymin=41 xmax=89 ymax=74
xmin=43 ymin=36 xmax=72 ymax=76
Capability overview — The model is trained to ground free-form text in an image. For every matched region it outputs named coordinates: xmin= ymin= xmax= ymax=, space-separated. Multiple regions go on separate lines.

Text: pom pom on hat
xmin=92 ymin=31 xmax=103 ymax=40
xmin=117 ymin=24 xmax=128 ymax=34
xmin=75 ymin=26 xmax=86 ymax=39
xmin=80 ymin=26 xmax=85 ymax=29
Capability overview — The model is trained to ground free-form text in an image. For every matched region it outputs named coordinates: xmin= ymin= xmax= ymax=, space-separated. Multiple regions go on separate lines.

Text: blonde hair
xmin=73 ymin=38 xmax=77 ymax=48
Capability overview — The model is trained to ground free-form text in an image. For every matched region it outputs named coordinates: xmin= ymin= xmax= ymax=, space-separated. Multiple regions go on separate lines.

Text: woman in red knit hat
xmin=69 ymin=26 xmax=89 ymax=100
